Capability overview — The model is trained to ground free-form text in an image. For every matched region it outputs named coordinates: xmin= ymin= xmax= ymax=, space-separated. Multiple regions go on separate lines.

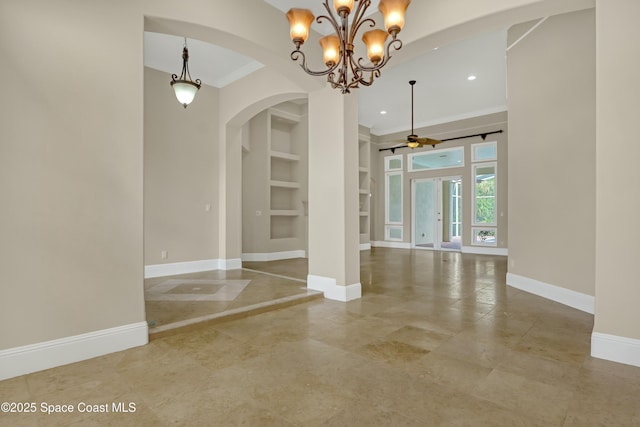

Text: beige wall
xmin=373 ymin=112 xmax=508 ymax=248
xmin=594 ymin=0 xmax=640 ymax=340
xmin=144 ymin=67 xmax=219 ymax=265
xmin=0 ymin=1 xmax=146 ymax=349
xmin=507 ymin=9 xmax=596 ymax=297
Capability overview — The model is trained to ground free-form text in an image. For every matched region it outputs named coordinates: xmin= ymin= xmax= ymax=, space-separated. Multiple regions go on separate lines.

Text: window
xmin=384 ymin=154 xmax=403 ymax=240
xmin=473 ymin=163 xmax=496 ymax=226
xmin=385 ymin=172 xmax=402 ymax=224
xmin=472 ymin=228 xmax=497 ymax=246
xmin=385 ymin=226 xmax=403 ymax=241
xmin=450 ymin=179 xmax=462 ymax=238
xmin=408 ymin=147 xmax=464 ymax=172
xmin=385 ymin=154 xmax=403 ymax=171
xmin=472 ymin=141 xmax=497 ymax=162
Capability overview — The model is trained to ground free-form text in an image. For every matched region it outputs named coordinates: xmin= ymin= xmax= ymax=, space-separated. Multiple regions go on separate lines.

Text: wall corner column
xmin=593 ymin=0 xmax=640 ymax=367
xmin=307 ymin=86 xmax=361 ymax=301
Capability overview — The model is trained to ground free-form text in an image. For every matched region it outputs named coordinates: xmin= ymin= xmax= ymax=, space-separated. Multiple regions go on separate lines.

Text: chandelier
xmin=170 ymin=38 xmax=201 ymax=108
xmin=286 ymin=0 xmax=411 ymax=94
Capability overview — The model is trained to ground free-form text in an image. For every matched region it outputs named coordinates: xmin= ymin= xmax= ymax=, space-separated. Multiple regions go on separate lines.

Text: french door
xmin=411 ymin=177 xmax=462 ymax=251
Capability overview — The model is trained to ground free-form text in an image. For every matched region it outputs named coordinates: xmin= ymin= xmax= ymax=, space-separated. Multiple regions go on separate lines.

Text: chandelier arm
xmin=319 ymin=0 xmax=341 ymax=36
xmin=351 ymin=17 xmax=376 ymax=40
xmin=357 ymin=69 xmax=380 ymax=87
xmin=349 ymin=0 xmax=375 ymax=41
xmin=290 ymin=50 xmax=339 ymax=76
xmin=316 ymin=16 xmax=341 ymax=40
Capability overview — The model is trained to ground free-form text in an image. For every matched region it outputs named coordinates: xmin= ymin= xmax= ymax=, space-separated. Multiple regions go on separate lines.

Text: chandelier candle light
xmin=170 ymin=38 xmax=201 ymax=108
xmin=286 ymin=0 xmax=411 ymax=94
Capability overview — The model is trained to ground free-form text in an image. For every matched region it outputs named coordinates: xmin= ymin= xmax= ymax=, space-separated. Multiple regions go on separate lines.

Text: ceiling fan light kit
xmin=285 ymin=0 xmax=411 ymax=94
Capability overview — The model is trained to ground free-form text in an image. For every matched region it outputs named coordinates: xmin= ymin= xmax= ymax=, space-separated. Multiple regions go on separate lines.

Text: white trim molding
xmin=591 ymin=332 xmax=640 ymax=368
xmin=241 ymin=250 xmax=305 ymax=262
xmin=506 ymin=272 xmax=595 ymax=314
xmin=360 ymin=243 xmax=371 ymax=251
xmin=218 ymin=258 xmax=242 ymax=270
xmin=372 ymin=241 xmax=411 ymax=249
xmin=307 ymin=274 xmax=361 ymax=302
xmin=461 ymin=246 xmax=508 ymax=256
xmin=145 ymin=258 xmax=242 ymax=278
xmin=0 ymin=322 xmax=148 ymax=381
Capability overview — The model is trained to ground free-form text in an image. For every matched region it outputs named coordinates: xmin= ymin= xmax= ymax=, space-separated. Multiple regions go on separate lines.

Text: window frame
xmin=471 ymin=141 xmax=497 ymax=162
xmin=472 ymin=227 xmax=497 ymax=247
xmin=384 ymin=154 xmax=403 ymax=172
xmin=385 ymin=171 xmax=403 ymax=225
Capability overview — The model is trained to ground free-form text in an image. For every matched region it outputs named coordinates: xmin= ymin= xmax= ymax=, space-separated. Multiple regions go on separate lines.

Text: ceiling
xmin=143 ymin=1 xmax=508 ymax=137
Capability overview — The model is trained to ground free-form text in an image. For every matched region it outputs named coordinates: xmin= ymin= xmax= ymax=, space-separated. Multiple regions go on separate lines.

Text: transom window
xmin=408 ymin=147 xmax=464 ymax=172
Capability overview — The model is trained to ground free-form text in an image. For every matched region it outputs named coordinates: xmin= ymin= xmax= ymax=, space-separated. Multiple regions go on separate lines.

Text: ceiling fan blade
xmin=416 ymin=137 xmax=442 ymax=146
xmin=391 ymin=141 xmax=409 ymax=147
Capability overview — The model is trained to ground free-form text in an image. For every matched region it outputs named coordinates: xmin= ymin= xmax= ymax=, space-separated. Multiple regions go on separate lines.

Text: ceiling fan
xmin=396 ymin=80 xmax=443 ymax=149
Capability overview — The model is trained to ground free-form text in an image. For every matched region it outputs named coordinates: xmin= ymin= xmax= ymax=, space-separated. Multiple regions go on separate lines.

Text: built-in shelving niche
xmin=358 ymin=135 xmax=371 ymax=244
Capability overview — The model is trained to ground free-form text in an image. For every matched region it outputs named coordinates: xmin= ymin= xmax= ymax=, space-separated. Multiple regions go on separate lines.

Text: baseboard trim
xmin=0 ymin=322 xmax=148 ymax=381
xmin=506 ymin=272 xmax=595 ymax=314
xmin=372 ymin=241 xmax=411 ymax=249
xmin=307 ymin=274 xmax=361 ymax=302
xmin=145 ymin=258 xmax=242 ymax=278
xmin=218 ymin=258 xmax=242 ymax=271
xmin=360 ymin=243 xmax=371 ymax=251
xmin=591 ymin=332 xmax=640 ymax=368
xmin=461 ymin=246 xmax=508 ymax=256
xmin=241 ymin=250 xmax=305 ymax=262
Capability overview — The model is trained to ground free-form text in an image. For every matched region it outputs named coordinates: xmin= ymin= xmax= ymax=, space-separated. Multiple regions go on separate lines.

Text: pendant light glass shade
xmin=319 ymin=35 xmax=341 ymax=66
xmin=171 ymin=81 xmax=200 ymax=107
xmin=333 ymin=0 xmax=354 ymax=14
xmin=286 ymin=8 xmax=315 ymax=47
xmin=378 ymin=0 xmax=411 ymax=36
xmin=362 ymin=29 xmax=389 ymax=64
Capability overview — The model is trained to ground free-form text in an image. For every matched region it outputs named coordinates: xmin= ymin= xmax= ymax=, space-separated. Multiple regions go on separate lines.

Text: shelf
xmin=270 ymin=210 xmax=300 ymax=216
xmin=359 ymin=189 xmax=369 ymax=194
xmin=270 ymin=180 xmax=300 ymax=189
xmin=359 ymin=211 xmax=369 ymax=216
xmin=270 ymin=108 xmax=302 ymax=124
xmin=359 ymin=166 xmax=369 ymax=173
xmin=270 ymin=151 xmax=300 ymax=161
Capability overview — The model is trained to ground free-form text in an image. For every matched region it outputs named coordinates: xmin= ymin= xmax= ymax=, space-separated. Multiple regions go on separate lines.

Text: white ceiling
xmin=143 ymin=1 xmax=508 ymax=137
xmin=143 ymin=32 xmax=263 ymax=88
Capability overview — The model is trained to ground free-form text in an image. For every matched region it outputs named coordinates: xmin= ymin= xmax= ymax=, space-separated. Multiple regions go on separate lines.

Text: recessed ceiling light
xmin=468 ymin=75 xmax=477 ymax=81
xmin=380 ymin=110 xmax=387 ymax=115
xmin=433 ymin=46 xmax=439 ymax=50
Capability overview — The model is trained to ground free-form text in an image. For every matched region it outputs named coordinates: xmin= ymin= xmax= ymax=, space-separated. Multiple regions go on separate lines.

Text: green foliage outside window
xmin=475 ymin=178 xmax=495 ymax=224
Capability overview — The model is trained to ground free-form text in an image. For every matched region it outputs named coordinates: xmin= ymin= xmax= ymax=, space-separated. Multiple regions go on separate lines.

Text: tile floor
xmin=2 ymin=248 xmax=640 ymax=426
